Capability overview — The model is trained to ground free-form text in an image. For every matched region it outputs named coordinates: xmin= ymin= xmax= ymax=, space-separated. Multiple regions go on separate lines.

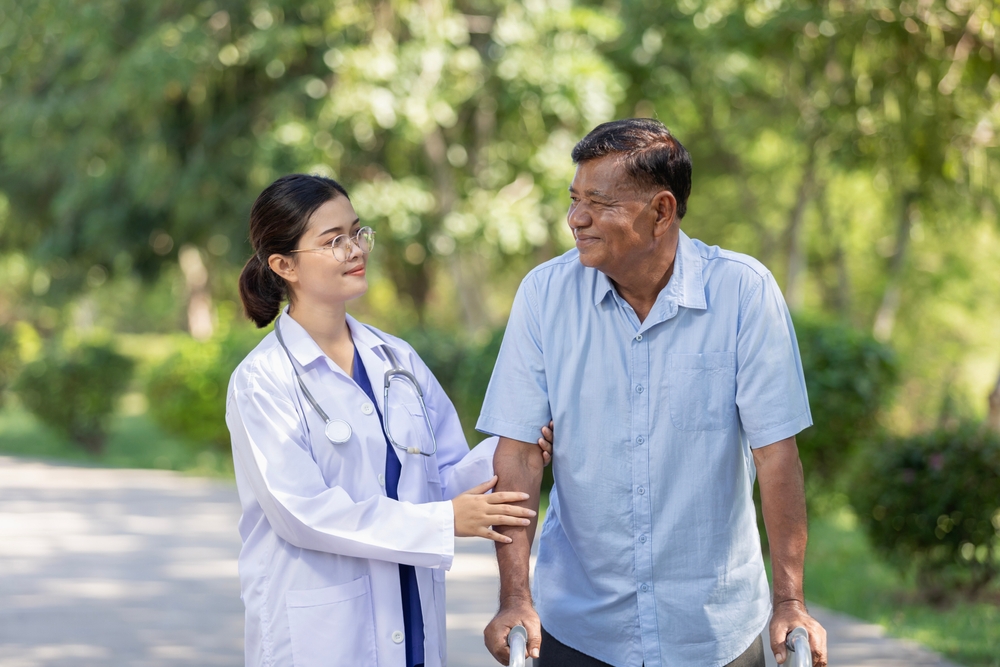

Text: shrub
xmin=793 ymin=314 xmax=899 ymax=489
xmin=14 ymin=341 xmax=134 ymax=452
xmin=850 ymin=424 xmax=1000 ymax=599
xmin=145 ymin=328 xmax=263 ymax=450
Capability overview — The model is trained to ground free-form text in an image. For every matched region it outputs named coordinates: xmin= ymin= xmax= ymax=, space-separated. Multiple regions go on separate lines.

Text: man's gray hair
xmin=571 ymin=118 xmax=692 ymax=219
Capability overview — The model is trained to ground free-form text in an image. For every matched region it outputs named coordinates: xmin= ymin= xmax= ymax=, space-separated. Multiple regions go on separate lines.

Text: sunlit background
xmin=0 ymin=0 xmax=998 ymax=665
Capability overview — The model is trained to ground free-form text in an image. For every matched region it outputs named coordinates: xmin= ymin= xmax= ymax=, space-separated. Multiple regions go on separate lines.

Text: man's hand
xmin=484 ymin=597 xmax=541 ymax=664
xmin=769 ymin=599 xmax=827 ymax=666
xmin=537 ymin=420 xmax=554 ymax=466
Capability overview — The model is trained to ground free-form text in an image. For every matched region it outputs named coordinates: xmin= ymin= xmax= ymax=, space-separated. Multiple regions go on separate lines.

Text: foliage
xmin=805 ymin=506 xmax=1000 ymax=667
xmin=403 ymin=326 xmax=502 ymax=443
xmin=850 ymin=424 xmax=1000 ymax=598
xmin=145 ymin=326 xmax=264 ymax=450
xmin=794 ymin=313 xmax=899 ymax=488
xmin=14 ymin=340 xmax=134 ymax=452
xmin=1 ymin=0 xmax=999 ymax=456
xmin=0 ymin=325 xmax=20 ymax=408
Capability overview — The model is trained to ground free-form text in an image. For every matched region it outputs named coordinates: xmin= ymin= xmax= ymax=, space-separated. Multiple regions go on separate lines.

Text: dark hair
xmin=238 ymin=174 xmax=350 ymax=328
xmin=571 ymin=118 xmax=692 ymax=219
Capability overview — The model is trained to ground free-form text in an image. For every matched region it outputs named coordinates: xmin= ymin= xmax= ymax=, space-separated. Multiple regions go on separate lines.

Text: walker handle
xmin=784 ymin=626 xmax=812 ymax=667
xmin=508 ymin=624 xmax=528 ymax=667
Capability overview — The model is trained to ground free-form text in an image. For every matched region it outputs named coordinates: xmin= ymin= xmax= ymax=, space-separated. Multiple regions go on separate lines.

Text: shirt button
xmin=391 ymin=630 xmax=404 ymax=644
xmin=378 ymin=474 xmax=385 ymax=486
xmin=635 ymin=385 xmax=644 ymax=393
xmin=635 ymin=334 xmax=643 ymax=341
xmin=361 ymin=402 xmax=375 ymax=415
xmin=637 ymin=486 xmax=645 ymax=495
xmin=640 ymin=583 xmax=649 ymax=592
xmin=636 ymin=436 xmax=645 ymax=445
xmin=639 ymin=534 xmax=647 ymax=543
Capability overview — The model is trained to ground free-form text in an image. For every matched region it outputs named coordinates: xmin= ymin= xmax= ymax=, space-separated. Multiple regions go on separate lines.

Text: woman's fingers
xmin=486 ymin=503 xmax=536 ymax=519
xmin=482 ymin=529 xmax=513 ymax=543
xmin=488 ymin=513 xmax=533 ymax=527
xmin=485 ymin=491 xmax=531 ymax=504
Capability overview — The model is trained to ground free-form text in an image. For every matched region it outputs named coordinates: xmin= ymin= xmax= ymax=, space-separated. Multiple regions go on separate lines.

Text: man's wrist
xmin=773 ymin=597 xmax=805 ymax=607
xmin=499 ymin=593 xmax=533 ymax=608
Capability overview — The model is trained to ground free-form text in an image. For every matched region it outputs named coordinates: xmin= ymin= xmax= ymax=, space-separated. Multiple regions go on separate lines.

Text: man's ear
xmin=650 ymin=190 xmax=677 ymax=237
xmin=268 ymin=253 xmax=298 ymax=285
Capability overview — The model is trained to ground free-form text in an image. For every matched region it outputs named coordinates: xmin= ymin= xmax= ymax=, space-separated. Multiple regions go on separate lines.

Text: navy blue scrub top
xmin=352 ymin=346 xmax=425 ymax=667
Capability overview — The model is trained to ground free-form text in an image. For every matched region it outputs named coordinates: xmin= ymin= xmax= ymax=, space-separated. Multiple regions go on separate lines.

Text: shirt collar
xmin=591 ymin=229 xmax=707 ymax=311
xmin=275 ymin=307 xmax=396 ymax=369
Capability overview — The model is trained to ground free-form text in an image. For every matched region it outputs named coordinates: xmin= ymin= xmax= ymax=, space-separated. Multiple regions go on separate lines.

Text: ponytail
xmin=238 ymin=255 xmax=285 ymax=328
xmin=240 ymin=173 xmax=351 ymax=328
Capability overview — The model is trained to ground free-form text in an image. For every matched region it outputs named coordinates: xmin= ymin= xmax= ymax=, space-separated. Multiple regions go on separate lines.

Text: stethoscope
xmin=274 ymin=317 xmax=438 ymax=456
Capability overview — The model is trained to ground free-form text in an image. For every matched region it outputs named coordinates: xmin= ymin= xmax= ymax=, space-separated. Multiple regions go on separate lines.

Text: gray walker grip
xmin=784 ymin=626 xmax=812 ymax=667
xmin=507 ymin=624 xmax=528 ymax=667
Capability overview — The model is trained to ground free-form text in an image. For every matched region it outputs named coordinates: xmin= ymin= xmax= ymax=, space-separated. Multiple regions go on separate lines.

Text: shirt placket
xmin=631 ymin=325 xmax=658 ymax=666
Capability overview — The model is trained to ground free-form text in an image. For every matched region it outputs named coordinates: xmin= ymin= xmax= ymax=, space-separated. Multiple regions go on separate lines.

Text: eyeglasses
xmin=290 ymin=226 xmax=376 ymax=263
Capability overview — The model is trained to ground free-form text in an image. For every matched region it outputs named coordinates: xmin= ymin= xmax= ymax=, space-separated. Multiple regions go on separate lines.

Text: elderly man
xmin=477 ymin=119 xmax=827 ymax=667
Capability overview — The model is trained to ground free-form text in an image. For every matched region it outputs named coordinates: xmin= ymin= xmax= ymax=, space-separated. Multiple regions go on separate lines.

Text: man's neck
xmin=607 ymin=232 xmax=680 ymax=323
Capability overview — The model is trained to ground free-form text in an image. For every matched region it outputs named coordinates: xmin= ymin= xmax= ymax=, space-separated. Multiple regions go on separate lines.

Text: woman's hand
xmin=452 ymin=476 xmax=536 ymax=543
xmin=537 ymin=420 xmax=554 ymax=466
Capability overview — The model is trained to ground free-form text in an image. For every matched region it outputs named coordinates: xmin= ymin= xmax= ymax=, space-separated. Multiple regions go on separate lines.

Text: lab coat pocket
xmin=668 ymin=352 xmax=737 ymax=431
xmin=286 ymin=576 xmax=378 ymax=667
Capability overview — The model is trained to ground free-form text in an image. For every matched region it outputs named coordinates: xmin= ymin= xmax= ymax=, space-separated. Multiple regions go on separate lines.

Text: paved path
xmin=0 ymin=457 xmax=959 ymax=666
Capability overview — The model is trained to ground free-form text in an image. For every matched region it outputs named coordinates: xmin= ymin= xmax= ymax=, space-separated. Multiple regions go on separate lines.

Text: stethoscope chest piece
xmin=324 ymin=419 xmax=352 ymax=444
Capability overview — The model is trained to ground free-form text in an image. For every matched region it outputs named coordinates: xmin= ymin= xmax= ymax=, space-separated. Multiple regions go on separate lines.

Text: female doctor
xmin=226 ymin=174 xmax=551 ymax=667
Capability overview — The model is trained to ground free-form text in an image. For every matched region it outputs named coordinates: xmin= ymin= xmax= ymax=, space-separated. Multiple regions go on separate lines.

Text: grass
xmin=0 ymin=401 xmax=234 ymax=478
xmin=805 ymin=504 xmax=1000 ymax=667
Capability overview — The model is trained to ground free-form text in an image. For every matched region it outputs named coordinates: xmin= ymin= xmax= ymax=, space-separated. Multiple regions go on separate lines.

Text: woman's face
xmin=283 ymin=196 xmax=369 ymax=308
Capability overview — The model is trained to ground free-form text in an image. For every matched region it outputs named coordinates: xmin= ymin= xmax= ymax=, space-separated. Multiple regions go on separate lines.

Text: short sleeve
xmin=735 ymin=272 xmax=813 ymax=448
xmin=476 ymin=276 xmax=552 ymax=443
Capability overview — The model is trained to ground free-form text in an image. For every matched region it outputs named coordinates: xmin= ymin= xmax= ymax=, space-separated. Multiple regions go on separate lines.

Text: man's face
xmin=567 ymin=155 xmax=655 ymax=276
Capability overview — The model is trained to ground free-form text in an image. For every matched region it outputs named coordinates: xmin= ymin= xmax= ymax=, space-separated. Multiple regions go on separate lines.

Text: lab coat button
xmin=391 ymin=630 xmax=404 ymax=644
xmin=362 ymin=402 xmax=375 ymax=415
xmin=378 ymin=473 xmax=385 ymax=486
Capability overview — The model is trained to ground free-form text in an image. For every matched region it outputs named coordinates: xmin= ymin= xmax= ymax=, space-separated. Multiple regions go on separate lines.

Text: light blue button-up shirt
xmin=477 ymin=231 xmax=812 ymax=667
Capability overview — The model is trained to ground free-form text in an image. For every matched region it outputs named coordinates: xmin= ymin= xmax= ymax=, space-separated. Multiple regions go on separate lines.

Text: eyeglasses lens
xmin=331 ymin=227 xmax=375 ymax=262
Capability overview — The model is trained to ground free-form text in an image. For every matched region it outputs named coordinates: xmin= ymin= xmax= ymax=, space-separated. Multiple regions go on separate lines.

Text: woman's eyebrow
xmin=315 ymin=218 xmax=360 ymax=238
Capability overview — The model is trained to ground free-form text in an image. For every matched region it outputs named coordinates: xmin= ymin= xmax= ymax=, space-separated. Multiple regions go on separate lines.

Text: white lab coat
xmin=226 ymin=311 xmax=498 ymax=667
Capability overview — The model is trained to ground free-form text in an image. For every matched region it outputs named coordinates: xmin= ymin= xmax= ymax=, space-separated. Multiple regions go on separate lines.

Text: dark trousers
xmin=536 ymin=626 xmax=765 ymax=667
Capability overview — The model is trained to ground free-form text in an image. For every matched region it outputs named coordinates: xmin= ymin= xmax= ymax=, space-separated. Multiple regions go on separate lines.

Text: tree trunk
xmin=816 ymin=182 xmax=851 ymax=316
xmin=178 ymin=245 xmax=213 ymax=340
xmin=988 ymin=369 xmax=1000 ymax=434
xmin=784 ymin=147 xmax=816 ymax=311
xmin=872 ymin=192 xmax=917 ymax=342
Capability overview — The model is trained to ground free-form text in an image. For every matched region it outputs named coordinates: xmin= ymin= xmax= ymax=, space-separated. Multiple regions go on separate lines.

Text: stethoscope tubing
xmin=274 ymin=317 xmax=437 ymax=456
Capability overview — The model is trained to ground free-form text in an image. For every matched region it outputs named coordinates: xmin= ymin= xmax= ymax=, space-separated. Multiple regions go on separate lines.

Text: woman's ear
xmin=268 ymin=253 xmax=298 ymax=285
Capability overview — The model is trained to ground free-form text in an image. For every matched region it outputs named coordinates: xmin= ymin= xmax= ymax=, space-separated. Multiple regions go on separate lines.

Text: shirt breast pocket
xmin=668 ymin=352 xmax=737 ymax=432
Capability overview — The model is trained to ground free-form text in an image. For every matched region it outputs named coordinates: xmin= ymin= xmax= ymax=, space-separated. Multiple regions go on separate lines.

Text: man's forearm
xmin=753 ymin=436 xmax=808 ymax=604
xmin=493 ymin=436 xmax=545 ymax=602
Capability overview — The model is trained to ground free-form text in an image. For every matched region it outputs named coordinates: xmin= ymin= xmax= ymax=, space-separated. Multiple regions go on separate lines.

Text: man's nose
xmin=567 ymin=204 xmax=590 ymax=230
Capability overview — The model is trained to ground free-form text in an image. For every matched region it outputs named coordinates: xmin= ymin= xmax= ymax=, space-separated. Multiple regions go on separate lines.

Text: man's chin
xmin=576 ymin=251 xmax=603 ymax=269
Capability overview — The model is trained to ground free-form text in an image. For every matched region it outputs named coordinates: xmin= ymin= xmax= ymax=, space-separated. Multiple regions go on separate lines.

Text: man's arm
xmin=753 ymin=436 xmax=828 ymax=667
xmin=483 ymin=436 xmax=545 ymax=664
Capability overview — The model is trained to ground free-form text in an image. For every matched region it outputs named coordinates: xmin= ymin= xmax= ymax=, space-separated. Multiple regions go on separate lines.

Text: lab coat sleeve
xmin=397 ymin=342 xmax=498 ymax=500
xmin=227 ymin=362 xmax=455 ymax=569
